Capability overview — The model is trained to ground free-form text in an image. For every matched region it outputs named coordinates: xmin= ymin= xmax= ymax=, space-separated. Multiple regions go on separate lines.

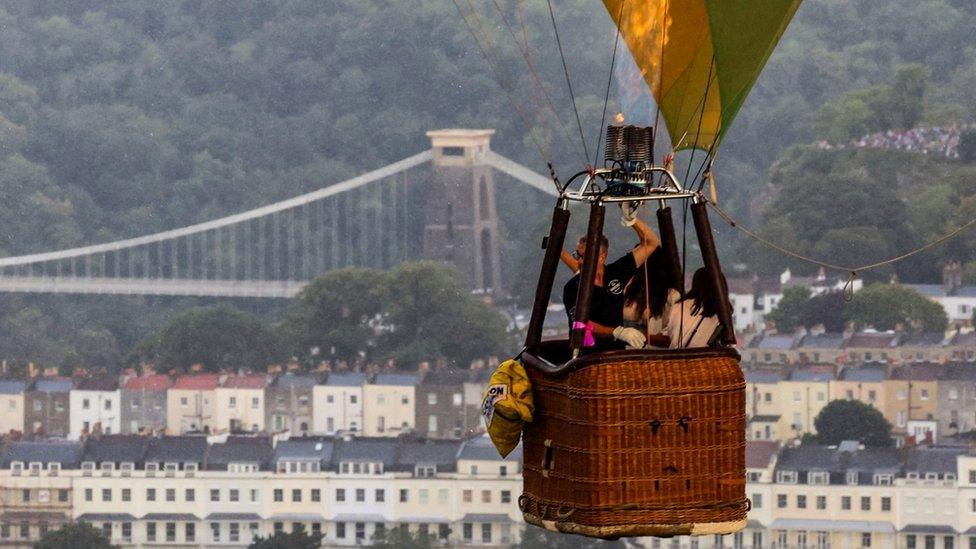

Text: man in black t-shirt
xmin=563 ymin=206 xmax=660 ymax=350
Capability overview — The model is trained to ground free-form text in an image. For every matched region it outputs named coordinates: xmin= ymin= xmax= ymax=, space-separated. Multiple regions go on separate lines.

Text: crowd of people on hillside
xmin=814 ymin=124 xmax=968 ymax=158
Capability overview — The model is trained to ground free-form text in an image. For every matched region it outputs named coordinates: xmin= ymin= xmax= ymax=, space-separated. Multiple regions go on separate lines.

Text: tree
xmin=34 ymin=522 xmax=118 ymax=549
xmin=960 ymin=128 xmax=976 ymax=163
xmin=844 ymin=284 xmax=948 ymax=333
xmin=370 ymin=526 xmax=433 ymax=549
xmin=514 ymin=526 xmax=631 ymax=549
xmin=280 ymin=267 xmax=386 ymax=364
xmin=765 ymin=286 xmax=812 ymax=333
xmin=802 ymin=291 xmax=847 ymax=333
xmin=813 ymin=399 xmax=893 ymax=448
xmin=247 ymin=525 xmax=323 ymax=549
xmin=137 ymin=305 xmax=281 ymax=371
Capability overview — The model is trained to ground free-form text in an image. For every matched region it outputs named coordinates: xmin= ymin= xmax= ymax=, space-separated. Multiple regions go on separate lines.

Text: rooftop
xmin=82 ymin=435 xmax=148 ymax=464
xmin=272 ymin=437 xmax=334 ymax=466
xmin=273 ymin=373 xmax=318 ymax=389
xmin=788 ymin=368 xmax=835 ymax=382
xmin=838 ymin=367 xmax=886 ymax=382
xmin=206 ymin=437 xmax=273 ymax=470
xmin=373 ymin=374 xmax=422 ymax=387
xmin=458 ymin=435 xmax=521 ymax=462
xmin=171 ymin=374 xmax=221 ymax=391
xmin=0 ymin=380 xmax=26 ymax=394
xmin=145 ymin=436 xmax=208 ymax=463
xmin=221 ymin=375 xmax=269 ymax=390
xmin=845 ymin=333 xmax=898 ymax=349
xmin=797 ymin=333 xmax=846 ymax=349
xmin=122 ymin=375 xmax=173 ymax=392
xmin=325 ymin=373 xmax=367 ymax=387
xmin=0 ymin=441 xmax=83 ymax=467
xmin=746 ymin=441 xmax=779 ymax=469
xmin=74 ymin=376 xmax=119 ymax=391
xmin=32 ymin=377 xmax=72 ymax=393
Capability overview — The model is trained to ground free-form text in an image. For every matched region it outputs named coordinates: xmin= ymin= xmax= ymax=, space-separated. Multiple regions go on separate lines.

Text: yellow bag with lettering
xmin=482 ymin=358 xmax=534 ymax=458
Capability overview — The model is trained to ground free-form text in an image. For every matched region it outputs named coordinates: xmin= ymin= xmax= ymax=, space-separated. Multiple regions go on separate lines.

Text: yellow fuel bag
xmin=481 ymin=358 xmax=534 ymax=458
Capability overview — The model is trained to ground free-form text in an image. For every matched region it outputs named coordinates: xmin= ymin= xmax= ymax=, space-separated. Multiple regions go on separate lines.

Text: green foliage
xmin=813 ymin=399 xmax=893 ymax=448
xmin=247 ymin=525 xmax=322 ymax=549
xmin=34 ymin=522 xmax=118 ymax=549
xmin=765 ymin=286 xmax=812 ymax=333
xmin=136 ymin=305 xmax=281 ymax=371
xmin=283 ymin=262 xmax=513 ymax=368
xmin=513 ymin=526 xmax=630 ymax=549
xmin=370 ymin=527 xmax=433 ymax=549
xmin=960 ymin=129 xmax=976 ymax=163
xmin=844 ymin=283 xmax=948 ymax=332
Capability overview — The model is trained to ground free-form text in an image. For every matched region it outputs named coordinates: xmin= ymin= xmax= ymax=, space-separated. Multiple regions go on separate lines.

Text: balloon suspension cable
xmin=493 ymin=0 xmax=584 ymax=161
xmin=451 ymin=0 xmax=551 ymax=165
xmin=707 ymin=200 xmax=976 ymax=301
xmin=546 ymin=0 xmax=591 ymax=166
xmin=595 ymin=0 xmax=627 ymax=168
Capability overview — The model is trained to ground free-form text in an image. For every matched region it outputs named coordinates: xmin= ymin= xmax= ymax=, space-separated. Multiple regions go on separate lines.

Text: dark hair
xmin=623 ymin=247 xmax=680 ymax=318
xmin=681 ymin=267 xmax=730 ymax=318
xmin=577 ymin=235 xmax=609 ymax=255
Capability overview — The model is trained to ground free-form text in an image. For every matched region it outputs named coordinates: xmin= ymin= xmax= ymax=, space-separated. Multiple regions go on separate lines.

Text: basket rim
xmin=522 ymin=341 xmax=740 ymax=376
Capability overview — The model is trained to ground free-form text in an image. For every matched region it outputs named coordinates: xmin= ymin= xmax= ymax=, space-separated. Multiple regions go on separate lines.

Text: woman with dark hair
xmin=621 ymin=247 xmax=681 ymax=347
xmin=665 ymin=267 xmax=730 ymax=348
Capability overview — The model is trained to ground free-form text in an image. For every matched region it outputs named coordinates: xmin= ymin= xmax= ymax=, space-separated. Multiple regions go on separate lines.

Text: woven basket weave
xmin=520 ymin=345 xmax=747 ymax=539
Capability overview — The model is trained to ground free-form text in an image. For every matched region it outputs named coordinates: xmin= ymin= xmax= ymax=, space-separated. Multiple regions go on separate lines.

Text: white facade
xmin=213 ymin=387 xmax=266 ymax=434
xmin=69 ymin=389 xmax=121 ymax=439
xmin=312 ymin=383 xmax=364 ymax=435
xmin=362 ymin=383 xmax=416 ymax=437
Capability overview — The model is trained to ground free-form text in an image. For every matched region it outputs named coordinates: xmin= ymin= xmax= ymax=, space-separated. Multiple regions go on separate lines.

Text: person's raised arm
xmin=560 ymin=250 xmax=580 ymax=273
xmin=625 ymin=214 xmax=660 ymax=267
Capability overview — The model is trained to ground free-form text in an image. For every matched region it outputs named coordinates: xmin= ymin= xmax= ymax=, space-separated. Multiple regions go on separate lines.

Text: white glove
xmin=620 ymin=202 xmax=638 ymax=227
xmin=613 ymin=326 xmax=646 ymax=349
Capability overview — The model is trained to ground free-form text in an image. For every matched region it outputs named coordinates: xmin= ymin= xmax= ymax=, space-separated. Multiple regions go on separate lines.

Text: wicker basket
xmin=519 ymin=344 xmax=747 ymax=539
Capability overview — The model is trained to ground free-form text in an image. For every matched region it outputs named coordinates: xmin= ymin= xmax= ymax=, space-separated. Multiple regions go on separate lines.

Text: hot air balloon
xmin=515 ymin=1 xmax=802 ymax=539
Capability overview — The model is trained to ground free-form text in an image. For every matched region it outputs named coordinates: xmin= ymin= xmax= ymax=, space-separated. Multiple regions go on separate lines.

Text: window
xmin=438 ymin=489 xmax=449 ymax=504
xmin=378 ymin=416 xmax=386 ymax=432
xmin=862 ymin=533 xmax=871 ymax=548
xmin=211 ymin=522 xmax=220 ymax=542
xmin=419 ymin=489 xmax=429 ymax=504
xmin=797 ymin=494 xmax=806 ymax=509
xmin=166 ymin=522 xmax=176 ymax=542
xmin=402 ymin=395 xmax=409 ymax=405
xmin=274 ymin=522 xmax=283 ymax=534
xmin=463 ymin=523 xmax=473 ymax=542
xmin=230 ymin=522 xmax=240 ymax=542
xmin=376 ymin=489 xmax=385 ymax=502
xmin=185 ymin=523 xmax=195 ymax=543
xmin=841 ymin=496 xmax=851 ymax=510
xmin=211 ymin=489 xmax=220 ymax=502
xmin=251 ymin=397 xmax=259 ymax=409
xmin=399 ymin=489 xmax=408 ymax=503
xmin=292 ymin=489 xmax=301 ymax=502
xmin=945 ymin=537 xmax=954 ymax=549
xmin=776 ymin=470 xmax=798 ymax=483
xmin=101 ymin=523 xmax=112 ymax=539
xmin=453 ymin=393 xmax=463 ymax=406
xmin=274 ymin=489 xmax=283 ymax=502
xmin=186 ymin=488 xmax=195 ymax=502
xmin=336 ymin=488 xmax=345 ymax=502
xmin=428 ymin=415 xmax=438 ymax=432
xmin=356 ymin=488 xmax=365 ymax=502
xmin=230 ymin=489 xmax=239 ymax=502
xmin=350 ymin=394 xmax=357 ymax=404
xmin=882 ymin=497 xmax=891 ymax=511
xmin=816 ymin=495 xmax=826 ymax=510
xmin=777 ymin=494 xmax=787 ymax=508
xmin=428 ymin=393 xmax=437 ymax=405
xmin=147 ymin=523 xmax=157 ymax=542
xmin=500 ymin=465 xmax=508 ymax=477
xmin=355 ymin=522 xmax=365 ymax=542
xmin=482 ymin=523 xmax=492 ymax=543
xmin=861 ymin=496 xmax=871 ymax=510
xmin=84 ymin=488 xmax=92 ymax=502
xmin=166 ymin=488 xmax=175 ymax=502
xmin=336 ymin=523 xmax=346 ymax=539
xmin=180 ymin=396 xmax=188 ymax=406
xmin=229 ymin=396 xmax=237 ymax=408
xmin=501 ymin=490 xmax=512 ymax=504
xmin=58 ymin=489 xmax=68 ymax=502
xmin=808 ymin=471 xmax=829 ymax=484
xmin=147 ymin=488 xmax=156 ymax=502
xmin=907 ymin=535 xmax=917 ymax=549
xmin=122 ymin=522 xmax=131 ymax=541
xmin=326 ymin=394 xmax=334 ymax=404
xmin=752 ymin=494 xmax=762 ymax=509
xmin=82 ymin=398 xmax=90 ymax=409
xmin=874 ymin=474 xmax=893 ymax=485
xmin=463 ymin=490 xmax=473 ymax=503
xmin=921 ymin=389 xmax=930 ymax=400
xmin=311 ymin=489 xmax=321 ymax=502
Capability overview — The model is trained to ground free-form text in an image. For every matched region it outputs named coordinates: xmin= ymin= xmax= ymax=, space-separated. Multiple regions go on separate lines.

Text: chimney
xmin=944 ymin=261 xmax=962 ymax=294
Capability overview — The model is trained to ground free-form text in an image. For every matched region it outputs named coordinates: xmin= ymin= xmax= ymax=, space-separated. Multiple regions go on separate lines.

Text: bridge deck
xmin=0 ymin=277 xmax=307 ymax=298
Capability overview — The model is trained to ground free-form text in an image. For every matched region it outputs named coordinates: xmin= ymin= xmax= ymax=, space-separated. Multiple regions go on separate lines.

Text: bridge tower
xmin=424 ymin=129 xmax=503 ymax=298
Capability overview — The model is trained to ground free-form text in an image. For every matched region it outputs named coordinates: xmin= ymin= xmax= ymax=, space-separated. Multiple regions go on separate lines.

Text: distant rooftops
xmin=123 ymin=375 xmax=173 ymax=392
xmin=325 ymin=373 xmax=367 ymax=387
xmin=172 ymin=374 xmax=221 ymax=391
xmin=788 ymin=368 xmax=835 ymax=382
xmin=273 ymin=373 xmax=318 ymax=389
xmin=74 ymin=376 xmax=119 ymax=391
xmin=221 ymin=375 xmax=269 ymax=390
xmin=32 ymin=378 xmax=72 ymax=393
xmin=838 ymin=367 xmax=886 ymax=383
xmin=0 ymin=441 xmax=83 ymax=467
xmin=0 ymin=380 xmax=26 ymax=394
xmin=373 ymin=374 xmax=422 ymax=387
xmin=746 ymin=440 xmax=779 ymax=469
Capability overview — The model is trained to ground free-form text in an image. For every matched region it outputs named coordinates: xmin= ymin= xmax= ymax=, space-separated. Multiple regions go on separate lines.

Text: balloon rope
xmin=491 ymin=0 xmax=582 ymax=161
xmin=546 ymin=0 xmax=591 ymax=164
xmin=708 ymin=200 xmax=976 ymax=291
xmin=595 ymin=0 xmax=627 ymax=168
xmin=451 ymin=0 xmax=551 ymax=164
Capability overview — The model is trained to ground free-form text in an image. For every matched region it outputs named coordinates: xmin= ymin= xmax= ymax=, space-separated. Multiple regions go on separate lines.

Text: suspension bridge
xmin=0 ymin=130 xmax=555 ymax=298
